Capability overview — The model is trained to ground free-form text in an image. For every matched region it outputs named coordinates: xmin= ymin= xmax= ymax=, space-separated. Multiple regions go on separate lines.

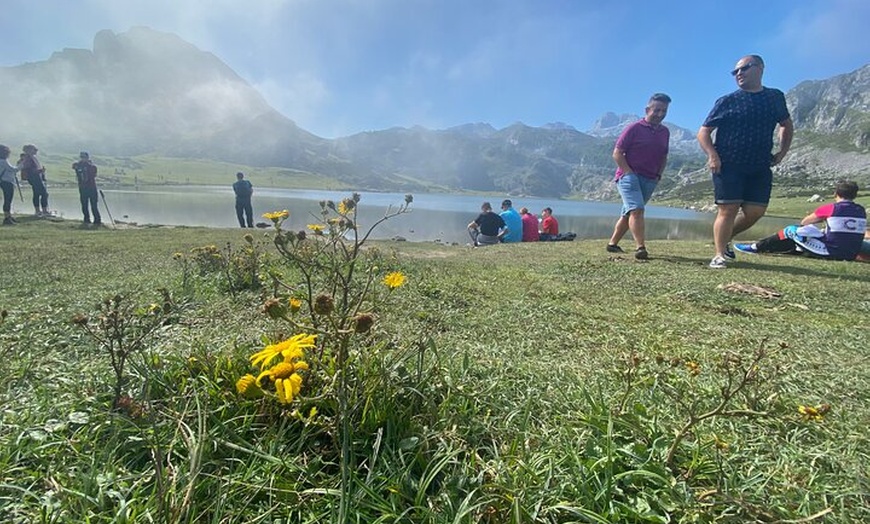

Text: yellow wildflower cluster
xmin=236 ymin=333 xmax=317 ymax=404
xmin=685 ymin=360 xmax=701 ymax=376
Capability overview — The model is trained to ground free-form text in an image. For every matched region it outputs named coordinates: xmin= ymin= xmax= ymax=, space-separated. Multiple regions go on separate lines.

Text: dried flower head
xmin=354 ymin=313 xmax=375 ymax=333
xmin=314 ymin=294 xmax=334 ymax=315
xmin=263 ymin=298 xmax=287 ymax=320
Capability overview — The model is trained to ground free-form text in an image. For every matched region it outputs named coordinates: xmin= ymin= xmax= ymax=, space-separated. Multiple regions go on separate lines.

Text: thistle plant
xmin=236 ymin=193 xmax=413 ymax=523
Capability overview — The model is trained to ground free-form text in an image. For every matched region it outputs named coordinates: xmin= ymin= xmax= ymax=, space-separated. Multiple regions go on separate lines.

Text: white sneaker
xmin=709 ymin=255 xmax=728 ymax=269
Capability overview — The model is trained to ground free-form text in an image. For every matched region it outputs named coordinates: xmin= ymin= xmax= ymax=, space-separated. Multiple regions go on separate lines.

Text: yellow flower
xmin=236 ymin=374 xmax=263 ymax=399
xmin=685 ymin=361 xmax=701 ymax=376
xmin=276 ymin=373 xmax=303 ymax=404
xmin=383 ymin=271 xmax=406 ymax=289
xmin=798 ymin=404 xmax=829 ymax=422
xmin=337 ymin=199 xmax=355 ymax=215
xmin=288 ymin=297 xmax=302 ymax=313
xmin=256 ymin=363 xmax=306 ymax=404
xmin=250 ymin=333 xmax=317 ymax=369
xmin=307 ymin=223 xmax=325 ymax=233
xmin=262 ymin=210 xmax=290 ymax=223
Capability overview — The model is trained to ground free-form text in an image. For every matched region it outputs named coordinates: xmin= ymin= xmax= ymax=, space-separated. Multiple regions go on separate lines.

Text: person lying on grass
xmin=734 ymin=180 xmax=866 ymax=261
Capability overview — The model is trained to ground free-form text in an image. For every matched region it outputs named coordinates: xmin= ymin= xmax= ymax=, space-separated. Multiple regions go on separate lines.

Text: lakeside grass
xmin=1 ymin=217 xmax=868 ymax=522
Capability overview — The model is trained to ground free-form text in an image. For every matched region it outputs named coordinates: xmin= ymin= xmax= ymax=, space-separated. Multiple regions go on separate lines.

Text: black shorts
xmin=712 ymin=165 xmax=772 ymax=206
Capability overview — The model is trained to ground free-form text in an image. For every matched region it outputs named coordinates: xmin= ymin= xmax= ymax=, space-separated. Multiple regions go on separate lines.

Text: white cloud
xmin=772 ymin=0 xmax=870 ymax=63
xmin=253 ymin=72 xmax=330 ymax=128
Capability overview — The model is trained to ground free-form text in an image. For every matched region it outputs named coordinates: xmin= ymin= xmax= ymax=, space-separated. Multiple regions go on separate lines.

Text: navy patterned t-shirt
xmin=702 ymin=87 xmax=790 ymax=168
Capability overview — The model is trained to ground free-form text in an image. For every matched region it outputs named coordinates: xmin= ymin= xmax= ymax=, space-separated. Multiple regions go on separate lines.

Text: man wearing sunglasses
xmin=697 ymin=54 xmax=793 ymax=269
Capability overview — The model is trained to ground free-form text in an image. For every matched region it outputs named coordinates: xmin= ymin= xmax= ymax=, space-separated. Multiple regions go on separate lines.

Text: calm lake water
xmin=42 ymin=186 xmax=794 ymax=244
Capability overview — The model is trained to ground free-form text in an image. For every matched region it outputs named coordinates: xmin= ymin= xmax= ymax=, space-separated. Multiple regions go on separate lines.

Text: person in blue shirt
xmin=499 ymin=199 xmax=522 ymax=243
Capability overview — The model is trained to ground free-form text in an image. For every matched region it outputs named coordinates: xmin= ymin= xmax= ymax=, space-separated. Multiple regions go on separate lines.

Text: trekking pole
xmin=99 ymin=189 xmax=116 ymax=229
xmin=15 ymin=176 xmax=23 ymax=202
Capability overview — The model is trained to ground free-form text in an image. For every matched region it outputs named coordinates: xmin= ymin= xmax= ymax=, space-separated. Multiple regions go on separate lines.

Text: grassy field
xmin=1 ymin=211 xmax=868 ymax=523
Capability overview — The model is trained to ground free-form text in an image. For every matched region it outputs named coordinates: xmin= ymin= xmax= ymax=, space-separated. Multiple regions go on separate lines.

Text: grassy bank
xmin=1 ymin=214 xmax=868 ymax=523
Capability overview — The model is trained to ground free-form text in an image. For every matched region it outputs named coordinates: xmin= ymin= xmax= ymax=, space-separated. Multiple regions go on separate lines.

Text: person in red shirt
xmin=539 ymin=207 xmax=559 ymax=240
xmin=519 ymin=207 xmax=539 ymax=242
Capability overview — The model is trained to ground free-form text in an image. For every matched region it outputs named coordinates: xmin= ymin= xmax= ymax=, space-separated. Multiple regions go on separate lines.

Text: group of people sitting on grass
xmin=467 ymin=199 xmax=575 ymax=246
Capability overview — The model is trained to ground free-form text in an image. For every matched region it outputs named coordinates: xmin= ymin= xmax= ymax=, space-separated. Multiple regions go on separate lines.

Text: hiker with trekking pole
xmin=72 ymin=151 xmax=102 ymax=226
xmin=1 ymin=144 xmax=21 ymax=225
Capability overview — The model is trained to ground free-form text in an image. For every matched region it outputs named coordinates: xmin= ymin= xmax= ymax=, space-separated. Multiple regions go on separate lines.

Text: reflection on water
xmin=44 ymin=186 xmax=795 ymax=244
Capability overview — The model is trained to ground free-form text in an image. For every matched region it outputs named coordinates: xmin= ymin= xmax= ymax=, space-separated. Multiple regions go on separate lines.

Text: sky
xmin=4 ymin=0 xmax=869 ymax=139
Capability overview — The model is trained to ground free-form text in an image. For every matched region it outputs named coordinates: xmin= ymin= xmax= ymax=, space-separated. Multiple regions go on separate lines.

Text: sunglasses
xmin=730 ymin=63 xmax=758 ymax=76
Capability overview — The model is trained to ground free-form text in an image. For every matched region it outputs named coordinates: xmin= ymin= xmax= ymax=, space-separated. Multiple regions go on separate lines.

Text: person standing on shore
xmin=1 ymin=145 xmax=20 ymax=225
xmin=232 ymin=171 xmax=254 ymax=228
xmin=72 ymin=151 xmax=102 ymax=226
xmin=606 ymin=93 xmax=671 ymax=260
xmin=697 ymin=55 xmax=793 ymax=269
xmin=20 ymin=144 xmax=49 ymax=216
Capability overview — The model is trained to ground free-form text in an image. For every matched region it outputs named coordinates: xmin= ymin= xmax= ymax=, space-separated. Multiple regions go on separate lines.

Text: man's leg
xmin=244 ymin=201 xmax=254 ymax=227
xmin=80 ymin=190 xmax=91 ymax=222
xmin=628 ymin=209 xmax=645 ymax=248
xmin=732 ymin=204 xmax=767 ymax=238
xmin=608 ymin=214 xmax=629 ymax=247
xmin=235 ymin=201 xmax=245 ymax=228
xmin=713 ymin=203 xmax=741 ymax=258
xmin=90 ymin=192 xmax=102 ymax=224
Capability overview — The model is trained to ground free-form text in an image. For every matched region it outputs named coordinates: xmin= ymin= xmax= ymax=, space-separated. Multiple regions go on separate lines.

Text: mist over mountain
xmin=0 ymin=27 xmax=329 ymax=168
xmin=1 ymin=27 xmax=867 ymax=198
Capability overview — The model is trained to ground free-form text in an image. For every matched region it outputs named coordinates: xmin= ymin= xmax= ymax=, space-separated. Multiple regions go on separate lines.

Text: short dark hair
xmin=481 ymin=201 xmax=492 ymax=211
xmin=748 ymin=54 xmax=764 ymax=67
xmin=501 ymin=199 xmax=512 ymax=208
xmin=542 ymin=207 xmax=552 ymax=214
xmin=649 ymin=93 xmax=671 ymax=104
xmin=835 ymin=180 xmax=859 ymax=200
xmin=236 ymin=172 xmax=244 ymax=179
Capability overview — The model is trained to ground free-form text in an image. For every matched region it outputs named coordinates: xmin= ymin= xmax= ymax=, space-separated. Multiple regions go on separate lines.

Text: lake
xmin=41 ymin=186 xmax=794 ymax=245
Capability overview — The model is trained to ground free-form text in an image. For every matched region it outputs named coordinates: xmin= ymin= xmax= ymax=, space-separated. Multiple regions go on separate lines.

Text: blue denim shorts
xmin=712 ymin=165 xmax=772 ymax=206
xmin=617 ymin=173 xmax=659 ymax=216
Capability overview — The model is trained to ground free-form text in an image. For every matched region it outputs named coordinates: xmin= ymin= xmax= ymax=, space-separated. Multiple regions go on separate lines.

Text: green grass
xmin=1 ymin=217 xmax=868 ymax=522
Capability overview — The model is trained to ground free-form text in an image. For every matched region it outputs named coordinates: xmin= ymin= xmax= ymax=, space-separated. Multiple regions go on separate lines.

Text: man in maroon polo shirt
xmin=606 ymin=93 xmax=671 ymax=260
